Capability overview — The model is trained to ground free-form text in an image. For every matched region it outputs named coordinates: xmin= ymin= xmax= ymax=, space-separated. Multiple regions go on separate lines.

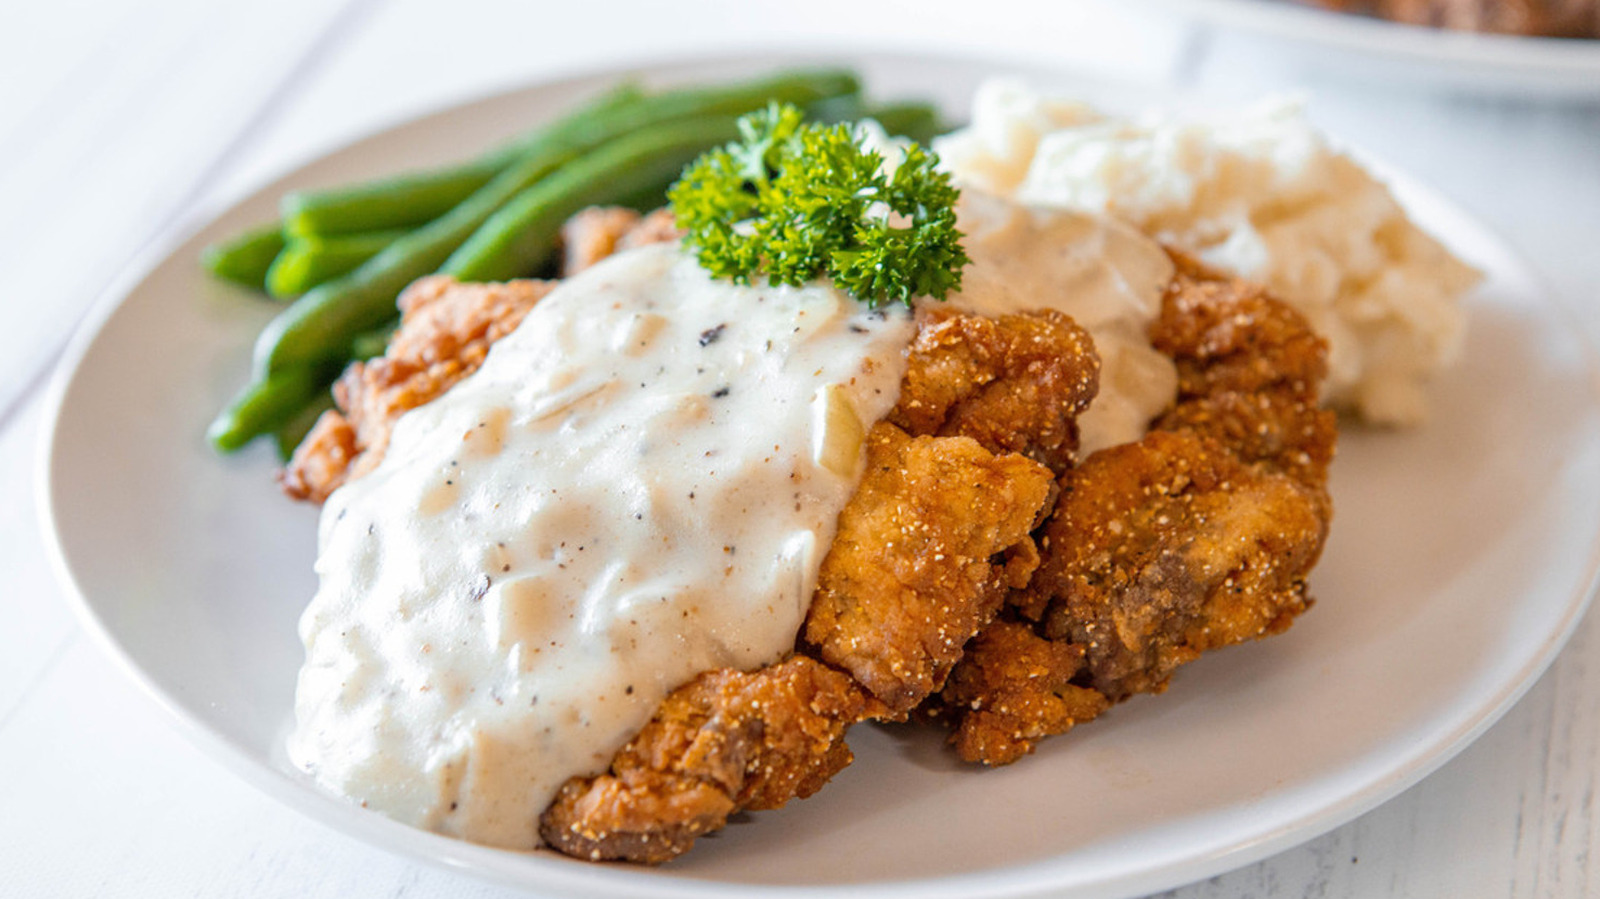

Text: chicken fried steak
xmin=280 ymin=212 xmax=1105 ymax=861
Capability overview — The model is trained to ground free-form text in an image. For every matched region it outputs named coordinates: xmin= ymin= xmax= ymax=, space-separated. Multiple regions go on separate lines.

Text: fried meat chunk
xmin=931 ymin=257 xmax=1336 ymax=765
xmin=559 ymin=206 xmax=682 ymax=276
xmin=1153 ymin=254 xmax=1336 ymax=492
xmin=801 ymin=424 xmax=1057 ymax=715
xmin=540 ymin=423 xmax=1057 ymax=862
xmin=538 ymin=309 xmax=1096 ymax=862
xmin=936 ymin=619 xmax=1109 ymax=766
xmin=540 ymin=657 xmax=881 ymax=863
xmin=892 ymin=306 xmax=1100 ymax=472
xmin=281 ymin=276 xmax=553 ymax=502
xmin=1022 ymin=429 xmax=1326 ymax=700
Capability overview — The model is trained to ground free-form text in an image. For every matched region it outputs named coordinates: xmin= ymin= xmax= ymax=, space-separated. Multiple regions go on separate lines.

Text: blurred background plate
xmin=1153 ymin=0 xmax=1600 ymax=96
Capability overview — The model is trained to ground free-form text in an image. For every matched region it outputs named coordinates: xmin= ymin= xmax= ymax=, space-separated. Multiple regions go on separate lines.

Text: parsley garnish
xmin=668 ymin=103 xmax=968 ymax=308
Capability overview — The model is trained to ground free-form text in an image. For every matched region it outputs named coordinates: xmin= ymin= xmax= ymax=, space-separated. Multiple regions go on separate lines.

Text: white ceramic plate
xmin=1154 ymin=0 xmax=1600 ymax=96
xmin=40 ymin=52 xmax=1600 ymax=899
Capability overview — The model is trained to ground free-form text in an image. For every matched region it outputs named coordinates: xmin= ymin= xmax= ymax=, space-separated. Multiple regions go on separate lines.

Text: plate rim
xmin=36 ymin=46 xmax=1600 ymax=899
xmin=1153 ymin=0 xmax=1600 ymax=88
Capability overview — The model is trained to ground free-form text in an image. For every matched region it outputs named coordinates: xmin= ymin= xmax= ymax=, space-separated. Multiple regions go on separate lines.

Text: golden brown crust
xmin=929 ymin=255 xmax=1336 ymax=764
xmin=559 ymin=206 xmax=643 ymax=276
xmin=891 ymin=306 xmax=1099 ymax=472
xmin=539 ymin=657 xmax=880 ymax=864
xmin=934 ymin=619 xmax=1110 ymax=766
xmin=1025 ymin=429 xmax=1326 ymax=699
xmin=802 ymin=423 xmax=1056 ymax=715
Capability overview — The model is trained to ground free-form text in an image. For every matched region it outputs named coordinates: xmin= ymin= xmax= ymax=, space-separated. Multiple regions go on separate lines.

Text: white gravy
xmin=288 ymin=243 xmax=914 ymax=849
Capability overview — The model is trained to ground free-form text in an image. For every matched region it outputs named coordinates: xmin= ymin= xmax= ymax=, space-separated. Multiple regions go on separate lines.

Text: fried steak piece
xmin=560 ymin=206 xmax=680 ymax=275
xmin=281 ymin=209 xmax=678 ymax=503
xmin=539 ymin=656 xmax=880 ymax=864
xmin=541 ymin=309 xmax=1099 ymax=862
xmin=928 ymin=253 xmax=1336 ymax=765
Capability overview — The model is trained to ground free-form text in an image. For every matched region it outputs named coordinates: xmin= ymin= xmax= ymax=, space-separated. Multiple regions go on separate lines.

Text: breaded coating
xmin=1022 ymin=429 xmax=1326 ymax=701
xmin=1153 ymin=254 xmax=1336 ymax=490
xmin=892 ymin=306 xmax=1100 ymax=472
xmin=280 ymin=276 xmax=553 ymax=502
xmin=936 ymin=619 xmax=1109 ymax=766
xmin=932 ymin=256 xmax=1335 ymax=764
xmin=540 ymin=657 xmax=881 ymax=864
xmin=560 ymin=206 xmax=682 ymax=276
xmin=616 ymin=208 xmax=682 ymax=254
xmin=559 ymin=206 xmax=641 ymax=275
xmin=802 ymin=423 xmax=1055 ymax=714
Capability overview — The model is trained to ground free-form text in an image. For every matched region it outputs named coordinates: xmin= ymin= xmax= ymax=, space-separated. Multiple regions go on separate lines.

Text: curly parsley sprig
xmin=668 ymin=102 xmax=968 ymax=308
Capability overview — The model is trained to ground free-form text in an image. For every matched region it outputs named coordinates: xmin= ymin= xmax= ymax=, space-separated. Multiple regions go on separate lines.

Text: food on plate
xmin=1301 ymin=0 xmax=1600 ymax=37
xmin=925 ymin=254 xmax=1336 ymax=765
xmin=935 ymin=80 xmax=1480 ymax=425
xmin=202 ymin=70 xmax=1480 ymax=863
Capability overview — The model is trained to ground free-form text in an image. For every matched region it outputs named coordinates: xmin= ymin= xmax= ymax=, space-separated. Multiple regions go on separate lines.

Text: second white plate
xmin=1156 ymin=0 xmax=1600 ymax=96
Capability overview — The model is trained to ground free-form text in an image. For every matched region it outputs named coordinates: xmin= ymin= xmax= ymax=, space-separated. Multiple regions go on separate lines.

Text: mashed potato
xmin=936 ymin=80 xmax=1480 ymax=425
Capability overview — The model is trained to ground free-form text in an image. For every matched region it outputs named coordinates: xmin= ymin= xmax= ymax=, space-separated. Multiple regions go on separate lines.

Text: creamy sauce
xmin=288 ymin=243 xmax=914 ymax=849
xmin=944 ymin=193 xmax=1176 ymax=456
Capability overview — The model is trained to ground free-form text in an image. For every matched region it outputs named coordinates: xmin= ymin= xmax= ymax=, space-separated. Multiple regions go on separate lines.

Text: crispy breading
xmin=540 ymin=657 xmax=881 ymax=863
xmin=801 ymin=423 xmax=1055 ymax=714
xmin=560 ymin=206 xmax=682 ymax=276
xmin=1023 ymin=429 xmax=1326 ymax=700
xmin=892 ymin=306 xmax=1100 ymax=472
xmin=935 ymin=619 xmax=1109 ymax=766
xmin=542 ymin=421 xmax=1059 ymax=861
xmin=280 ymin=276 xmax=554 ymax=502
xmin=1153 ymin=254 xmax=1336 ymax=490
xmin=930 ymin=256 xmax=1335 ymax=764
xmin=559 ymin=206 xmax=642 ymax=276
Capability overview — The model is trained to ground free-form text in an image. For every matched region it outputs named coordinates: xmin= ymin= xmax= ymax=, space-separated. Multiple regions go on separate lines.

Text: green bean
xmin=273 ymin=389 xmax=336 ymax=461
xmin=444 ymin=115 xmax=741 ymax=282
xmin=864 ymin=101 xmax=945 ymax=145
xmin=269 ymin=322 xmax=394 ymax=460
xmin=254 ymin=70 xmax=859 ymax=381
xmin=201 ymin=224 xmax=285 ymax=291
xmin=350 ymin=319 xmax=399 ymax=361
xmin=208 ymin=366 xmax=323 ymax=452
xmin=277 ymin=70 xmax=858 ymax=239
xmin=265 ymin=229 xmax=407 ymax=298
xmin=279 ymin=84 xmax=644 ymax=238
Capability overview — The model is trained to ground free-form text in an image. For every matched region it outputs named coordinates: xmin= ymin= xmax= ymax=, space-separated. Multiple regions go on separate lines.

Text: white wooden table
xmin=4 ymin=2 xmax=1597 ymax=896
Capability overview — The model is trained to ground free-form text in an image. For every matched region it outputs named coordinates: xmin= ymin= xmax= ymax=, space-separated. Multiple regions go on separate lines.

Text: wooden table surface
xmin=4 ymin=1 xmax=1597 ymax=896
